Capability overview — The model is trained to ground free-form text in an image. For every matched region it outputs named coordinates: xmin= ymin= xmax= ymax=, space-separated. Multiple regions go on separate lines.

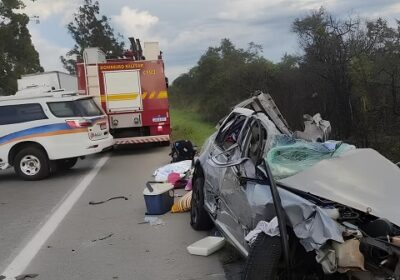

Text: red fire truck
xmin=76 ymin=39 xmax=171 ymax=145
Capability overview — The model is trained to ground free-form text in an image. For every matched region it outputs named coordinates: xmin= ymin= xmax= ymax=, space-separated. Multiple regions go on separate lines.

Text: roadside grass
xmin=170 ymin=108 xmax=216 ymax=147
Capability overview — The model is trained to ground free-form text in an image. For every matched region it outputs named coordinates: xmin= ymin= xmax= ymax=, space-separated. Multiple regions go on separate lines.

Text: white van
xmin=0 ymin=90 xmax=114 ymax=180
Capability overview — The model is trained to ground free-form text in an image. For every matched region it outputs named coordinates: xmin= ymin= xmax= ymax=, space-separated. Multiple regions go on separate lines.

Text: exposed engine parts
xmin=312 ymin=202 xmax=400 ymax=280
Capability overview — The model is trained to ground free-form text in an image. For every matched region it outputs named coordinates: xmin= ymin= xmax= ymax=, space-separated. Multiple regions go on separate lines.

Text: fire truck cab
xmin=76 ymin=40 xmax=170 ymax=145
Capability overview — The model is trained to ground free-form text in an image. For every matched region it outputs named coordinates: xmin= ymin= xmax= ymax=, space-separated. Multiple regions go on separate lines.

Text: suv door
xmin=218 ymin=117 xmax=268 ymax=249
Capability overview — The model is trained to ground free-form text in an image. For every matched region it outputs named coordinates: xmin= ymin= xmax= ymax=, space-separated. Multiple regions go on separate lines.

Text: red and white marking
xmin=114 ymin=135 xmax=170 ymax=145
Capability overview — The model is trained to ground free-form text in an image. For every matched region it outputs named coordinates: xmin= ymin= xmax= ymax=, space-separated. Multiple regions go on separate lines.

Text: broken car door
xmin=218 ymin=117 xmax=267 ymax=250
xmin=204 ymin=113 xmax=248 ymax=216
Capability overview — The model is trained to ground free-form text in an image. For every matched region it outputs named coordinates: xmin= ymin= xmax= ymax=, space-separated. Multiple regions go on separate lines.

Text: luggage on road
xmin=170 ymin=140 xmax=196 ymax=162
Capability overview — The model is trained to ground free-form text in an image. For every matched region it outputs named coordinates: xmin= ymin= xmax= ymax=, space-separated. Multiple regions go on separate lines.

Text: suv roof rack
xmin=0 ymin=88 xmax=81 ymax=102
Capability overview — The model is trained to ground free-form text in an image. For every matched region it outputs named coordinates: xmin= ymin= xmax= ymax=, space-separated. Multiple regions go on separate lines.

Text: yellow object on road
xmin=171 ymin=191 xmax=192 ymax=213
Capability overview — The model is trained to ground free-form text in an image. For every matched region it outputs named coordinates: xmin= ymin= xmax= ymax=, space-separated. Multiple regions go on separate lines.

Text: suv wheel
xmin=56 ymin=157 xmax=78 ymax=171
xmin=190 ymin=173 xmax=213 ymax=230
xmin=242 ymin=233 xmax=282 ymax=280
xmin=14 ymin=147 xmax=50 ymax=181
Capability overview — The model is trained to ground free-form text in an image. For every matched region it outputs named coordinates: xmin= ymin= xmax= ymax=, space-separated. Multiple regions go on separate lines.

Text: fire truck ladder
xmin=82 ymin=48 xmax=106 ymax=100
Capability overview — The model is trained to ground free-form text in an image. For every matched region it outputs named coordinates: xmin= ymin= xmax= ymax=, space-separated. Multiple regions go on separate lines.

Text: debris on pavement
xmin=92 ymin=233 xmax=114 ymax=242
xmin=187 ymin=236 xmax=226 ymax=256
xmin=143 ymin=182 xmax=174 ymax=215
xmin=169 ymin=140 xmax=196 ymax=163
xmin=15 ymin=274 xmax=39 ymax=280
xmin=171 ymin=178 xmax=188 ymax=189
xmin=171 ymin=191 xmax=192 ymax=213
xmin=167 ymin=172 xmax=181 ymax=185
xmin=153 ymin=160 xmax=192 ymax=182
xmin=184 ymin=178 xmax=192 ymax=191
xmin=139 ymin=216 xmax=166 ymax=226
xmin=89 ymin=196 xmax=128 ymax=205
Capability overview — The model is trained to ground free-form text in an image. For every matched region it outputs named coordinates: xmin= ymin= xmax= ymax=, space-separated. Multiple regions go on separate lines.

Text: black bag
xmin=170 ymin=140 xmax=196 ymax=162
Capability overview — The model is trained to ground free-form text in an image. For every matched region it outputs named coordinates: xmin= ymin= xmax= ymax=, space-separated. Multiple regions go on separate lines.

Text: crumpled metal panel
xmin=280 ymin=148 xmax=400 ymax=227
xmin=245 ymin=183 xmax=344 ymax=252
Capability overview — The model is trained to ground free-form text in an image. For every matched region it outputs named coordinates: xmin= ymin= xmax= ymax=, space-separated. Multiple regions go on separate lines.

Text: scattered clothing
xmin=153 ymin=160 xmax=192 ymax=182
xmin=184 ymin=179 xmax=193 ymax=191
xmin=167 ymin=172 xmax=181 ymax=185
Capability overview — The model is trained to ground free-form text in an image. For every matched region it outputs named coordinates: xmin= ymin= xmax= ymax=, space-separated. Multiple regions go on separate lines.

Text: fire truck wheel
xmin=14 ymin=147 xmax=50 ymax=181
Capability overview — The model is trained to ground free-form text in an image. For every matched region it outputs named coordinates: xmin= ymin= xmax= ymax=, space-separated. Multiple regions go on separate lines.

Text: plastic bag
xmin=266 ymin=136 xmax=355 ymax=179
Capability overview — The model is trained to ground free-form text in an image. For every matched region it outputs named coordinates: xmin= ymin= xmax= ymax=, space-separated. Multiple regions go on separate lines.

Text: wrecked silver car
xmin=190 ymin=94 xmax=400 ymax=280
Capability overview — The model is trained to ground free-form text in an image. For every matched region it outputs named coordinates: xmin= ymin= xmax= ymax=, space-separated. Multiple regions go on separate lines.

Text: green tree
xmin=61 ymin=0 xmax=124 ymax=74
xmin=170 ymin=39 xmax=274 ymax=122
xmin=0 ymin=0 xmax=43 ymax=95
xmin=292 ymin=8 xmax=365 ymax=138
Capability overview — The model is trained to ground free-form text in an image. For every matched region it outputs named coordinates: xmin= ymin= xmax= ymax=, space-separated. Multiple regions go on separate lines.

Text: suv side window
xmin=215 ymin=114 xmax=247 ymax=150
xmin=0 ymin=103 xmax=47 ymax=125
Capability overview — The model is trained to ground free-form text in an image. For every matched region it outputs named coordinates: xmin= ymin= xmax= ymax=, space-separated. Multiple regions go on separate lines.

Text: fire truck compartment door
xmin=103 ymin=70 xmax=142 ymax=112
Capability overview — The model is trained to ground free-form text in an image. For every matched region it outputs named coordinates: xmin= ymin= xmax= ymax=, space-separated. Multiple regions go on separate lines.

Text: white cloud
xmin=113 ymin=7 xmax=160 ymax=40
xmin=19 ymin=0 xmax=400 ymax=82
xmin=164 ymin=64 xmax=190 ymax=81
xmin=30 ymin=27 xmax=69 ymax=72
xmin=21 ymin=0 xmax=80 ymax=24
xmin=217 ymin=0 xmax=334 ymax=21
xmin=373 ymin=3 xmax=400 ymax=18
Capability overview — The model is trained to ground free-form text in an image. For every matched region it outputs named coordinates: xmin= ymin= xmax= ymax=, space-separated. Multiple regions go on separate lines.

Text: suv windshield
xmin=47 ymin=98 xmax=103 ymax=118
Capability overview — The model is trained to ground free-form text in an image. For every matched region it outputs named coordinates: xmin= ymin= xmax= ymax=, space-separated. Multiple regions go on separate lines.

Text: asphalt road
xmin=0 ymin=146 xmax=230 ymax=280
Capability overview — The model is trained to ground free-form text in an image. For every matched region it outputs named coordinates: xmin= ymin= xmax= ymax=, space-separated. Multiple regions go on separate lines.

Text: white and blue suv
xmin=0 ymin=89 xmax=114 ymax=180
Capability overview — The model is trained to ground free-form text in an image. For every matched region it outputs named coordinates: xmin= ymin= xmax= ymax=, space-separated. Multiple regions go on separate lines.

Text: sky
xmin=21 ymin=0 xmax=400 ymax=81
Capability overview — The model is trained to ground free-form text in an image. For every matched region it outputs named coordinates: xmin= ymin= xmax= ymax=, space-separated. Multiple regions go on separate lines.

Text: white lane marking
xmin=1 ymin=155 xmax=110 ymax=279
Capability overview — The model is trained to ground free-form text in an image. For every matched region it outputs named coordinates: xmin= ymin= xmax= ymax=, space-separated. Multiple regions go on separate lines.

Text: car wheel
xmin=190 ymin=173 xmax=213 ymax=230
xmin=14 ymin=147 xmax=50 ymax=181
xmin=242 ymin=233 xmax=282 ymax=280
xmin=56 ymin=157 xmax=78 ymax=171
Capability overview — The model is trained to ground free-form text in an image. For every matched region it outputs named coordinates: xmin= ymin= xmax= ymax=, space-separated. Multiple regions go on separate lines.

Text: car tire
xmin=56 ymin=157 xmax=78 ymax=171
xmin=14 ymin=147 xmax=50 ymax=181
xmin=190 ymin=173 xmax=214 ymax=231
xmin=242 ymin=233 xmax=282 ymax=280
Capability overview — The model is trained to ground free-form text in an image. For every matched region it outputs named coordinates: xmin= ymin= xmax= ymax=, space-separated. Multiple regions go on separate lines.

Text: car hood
xmin=279 ymin=148 xmax=400 ymax=226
